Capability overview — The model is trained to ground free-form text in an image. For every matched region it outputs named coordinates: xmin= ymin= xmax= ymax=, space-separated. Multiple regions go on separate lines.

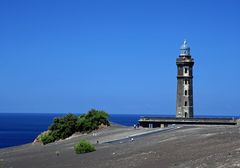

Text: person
xmin=137 ymin=123 xmax=140 ymax=128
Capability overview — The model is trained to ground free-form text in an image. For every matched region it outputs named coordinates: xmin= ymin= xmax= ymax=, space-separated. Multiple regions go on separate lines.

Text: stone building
xmin=176 ymin=40 xmax=194 ymax=118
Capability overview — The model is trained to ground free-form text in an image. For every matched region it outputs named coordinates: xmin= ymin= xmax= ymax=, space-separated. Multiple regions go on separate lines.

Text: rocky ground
xmin=0 ymin=125 xmax=239 ymax=168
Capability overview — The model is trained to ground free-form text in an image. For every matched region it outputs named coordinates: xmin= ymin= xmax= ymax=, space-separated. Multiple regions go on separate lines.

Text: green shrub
xmin=36 ymin=109 xmax=110 ymax=145
xmin=76 ymin=109 xmax=110 ymax=133
xmin=49 ymin=113 xmax=78 ymax=140
xmin=37 ymin=131 xmax=55 ymax=145
xmin=74 ymin=140 xmax=96 ymax=154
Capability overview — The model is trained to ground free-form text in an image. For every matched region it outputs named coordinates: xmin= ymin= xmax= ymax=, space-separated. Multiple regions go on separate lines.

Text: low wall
xmin=139 ymin=117 xmax=238 ymax=128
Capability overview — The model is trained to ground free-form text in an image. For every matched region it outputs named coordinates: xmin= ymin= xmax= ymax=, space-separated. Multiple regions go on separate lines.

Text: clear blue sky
xmin=0 ymin=0 xmax=240 ymax=116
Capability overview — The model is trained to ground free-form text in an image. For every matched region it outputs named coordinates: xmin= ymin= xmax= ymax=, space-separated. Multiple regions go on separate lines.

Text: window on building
xmin=185 ymin=79 xmax=188 ymax=84
xmin=185 ymin=68 xmax=188 ymax=74
xmin=185 ymin=101 xmax=187 ymax=106
xmin=185 ymin=90 xmax=188 ymax=96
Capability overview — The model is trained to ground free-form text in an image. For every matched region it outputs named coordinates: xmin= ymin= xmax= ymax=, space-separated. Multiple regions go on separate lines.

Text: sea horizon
xmin=0 ymin=112 xmax=239 ymax=117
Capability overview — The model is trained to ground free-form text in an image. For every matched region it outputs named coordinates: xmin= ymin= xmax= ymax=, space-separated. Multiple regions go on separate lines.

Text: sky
xmin=0 ymin=0 xmax=240 ymax=116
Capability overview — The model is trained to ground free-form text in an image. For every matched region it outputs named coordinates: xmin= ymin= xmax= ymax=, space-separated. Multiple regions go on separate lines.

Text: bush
xmin=37 ymin=131 xmax=55 ymax=145
xmin=74 ymin=140 xmax=96 ymax=154
xmin=49 ymin=113 xmax=78 ymax=140
xmin=36 ymin=109 xmax=110 ymax=145
xmin=76 ymin=109 xmax=110 ymax=133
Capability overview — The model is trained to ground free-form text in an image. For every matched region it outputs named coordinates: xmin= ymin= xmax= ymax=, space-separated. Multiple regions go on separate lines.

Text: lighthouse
xmin=139 ymin=40 xmax=237 ymax=127
xmin=176 ymin=40 xmax=194 ymax=118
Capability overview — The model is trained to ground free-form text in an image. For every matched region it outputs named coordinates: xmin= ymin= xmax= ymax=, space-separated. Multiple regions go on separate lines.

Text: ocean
xmin=0 ymin=113 xmax=238 ymax=149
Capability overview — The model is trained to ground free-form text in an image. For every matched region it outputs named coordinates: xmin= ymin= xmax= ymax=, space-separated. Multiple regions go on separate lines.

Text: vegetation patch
xmin=36 ymin=109 xmax=110 ymax=145
xmin=74 ymin=140 xmax=96 ymax=154
xmin=37 ymin=131 xmax=55 ymax=145
xmin=76 ymin=109 xmax=110 ymax=133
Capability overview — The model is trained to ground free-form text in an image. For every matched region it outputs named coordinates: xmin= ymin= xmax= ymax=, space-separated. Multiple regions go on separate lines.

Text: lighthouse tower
xmin=176 ymin=40 xmax=194 ymax=118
